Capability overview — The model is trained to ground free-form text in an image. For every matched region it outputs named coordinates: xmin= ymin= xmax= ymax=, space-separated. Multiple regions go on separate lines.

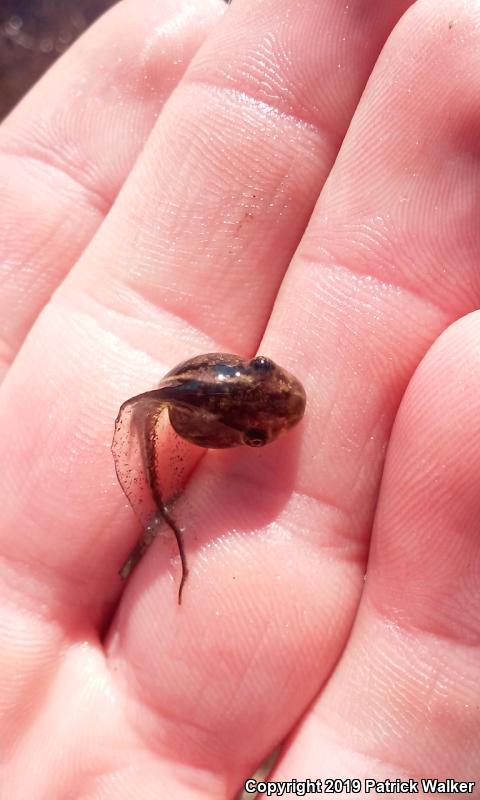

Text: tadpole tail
xmin=160 ymin=505 xmax=189 ymax=604
xmin=119 ymin=520 xmax=158 ymax=580
xmin=119 ymin=507 xmax=188 ymax=604
xmin=143 ymin=401 xmax=189 ymax=604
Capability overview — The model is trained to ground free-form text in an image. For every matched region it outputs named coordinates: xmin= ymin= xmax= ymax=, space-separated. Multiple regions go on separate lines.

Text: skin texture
xmin=0 ymin=0 xmax=479 ymax=796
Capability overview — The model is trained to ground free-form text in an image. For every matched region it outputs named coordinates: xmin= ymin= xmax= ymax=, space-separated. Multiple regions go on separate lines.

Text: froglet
xmin=112 ymin=353 xmax=306 ymax=602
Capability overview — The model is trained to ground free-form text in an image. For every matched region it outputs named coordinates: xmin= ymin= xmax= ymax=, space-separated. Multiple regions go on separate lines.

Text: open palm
xmin=1 ymin=0 xmax=479 ymax=796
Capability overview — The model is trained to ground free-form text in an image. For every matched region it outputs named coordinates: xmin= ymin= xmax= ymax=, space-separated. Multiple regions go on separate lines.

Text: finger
xmin=0 ymin=0 xmax=224 ymax=379
xmin=66 ymin=0 xmax=414 ymax=352
xmin=269 ymin=0 xmax=480 ymax=531
xmin=274 ymin=312 xmax=480 ymax=783
xmin=0 ymin=0 xmax=413 ymax=622
xmin=109 ymin=0 xmax=480 ymax=791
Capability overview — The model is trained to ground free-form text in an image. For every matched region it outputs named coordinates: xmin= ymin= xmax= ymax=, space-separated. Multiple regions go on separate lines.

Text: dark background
xmin=0 ymin=0 xmax=117 ymax=119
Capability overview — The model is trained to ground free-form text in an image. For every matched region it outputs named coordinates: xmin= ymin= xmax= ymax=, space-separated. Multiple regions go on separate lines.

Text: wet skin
xmin=112 ymin=354 xmax=306 ymax=602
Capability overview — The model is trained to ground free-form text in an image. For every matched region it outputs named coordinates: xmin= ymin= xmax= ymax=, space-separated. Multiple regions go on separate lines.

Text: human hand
xmin=0 ymin=0 xmax=478 ymax=796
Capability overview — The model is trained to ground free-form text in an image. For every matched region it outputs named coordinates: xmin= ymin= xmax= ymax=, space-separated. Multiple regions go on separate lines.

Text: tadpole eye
xmin=250 ymin=356 xmax=273 ymax=373
xmin=244 ymin=428 xmax=268 ymax=447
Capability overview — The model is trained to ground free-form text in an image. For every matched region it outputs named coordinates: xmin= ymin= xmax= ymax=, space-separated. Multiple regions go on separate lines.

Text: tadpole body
xmin=112 ymin=353 xmax=306 ymax=603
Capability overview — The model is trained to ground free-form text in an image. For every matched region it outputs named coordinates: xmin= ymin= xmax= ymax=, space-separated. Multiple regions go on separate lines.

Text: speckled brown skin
xmin=112 ymin=354 xmax=306 ymax=602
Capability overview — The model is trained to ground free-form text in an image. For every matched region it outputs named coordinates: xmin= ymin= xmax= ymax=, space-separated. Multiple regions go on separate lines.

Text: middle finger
xmin=65 ymin=0 xmax=415 ymax=354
